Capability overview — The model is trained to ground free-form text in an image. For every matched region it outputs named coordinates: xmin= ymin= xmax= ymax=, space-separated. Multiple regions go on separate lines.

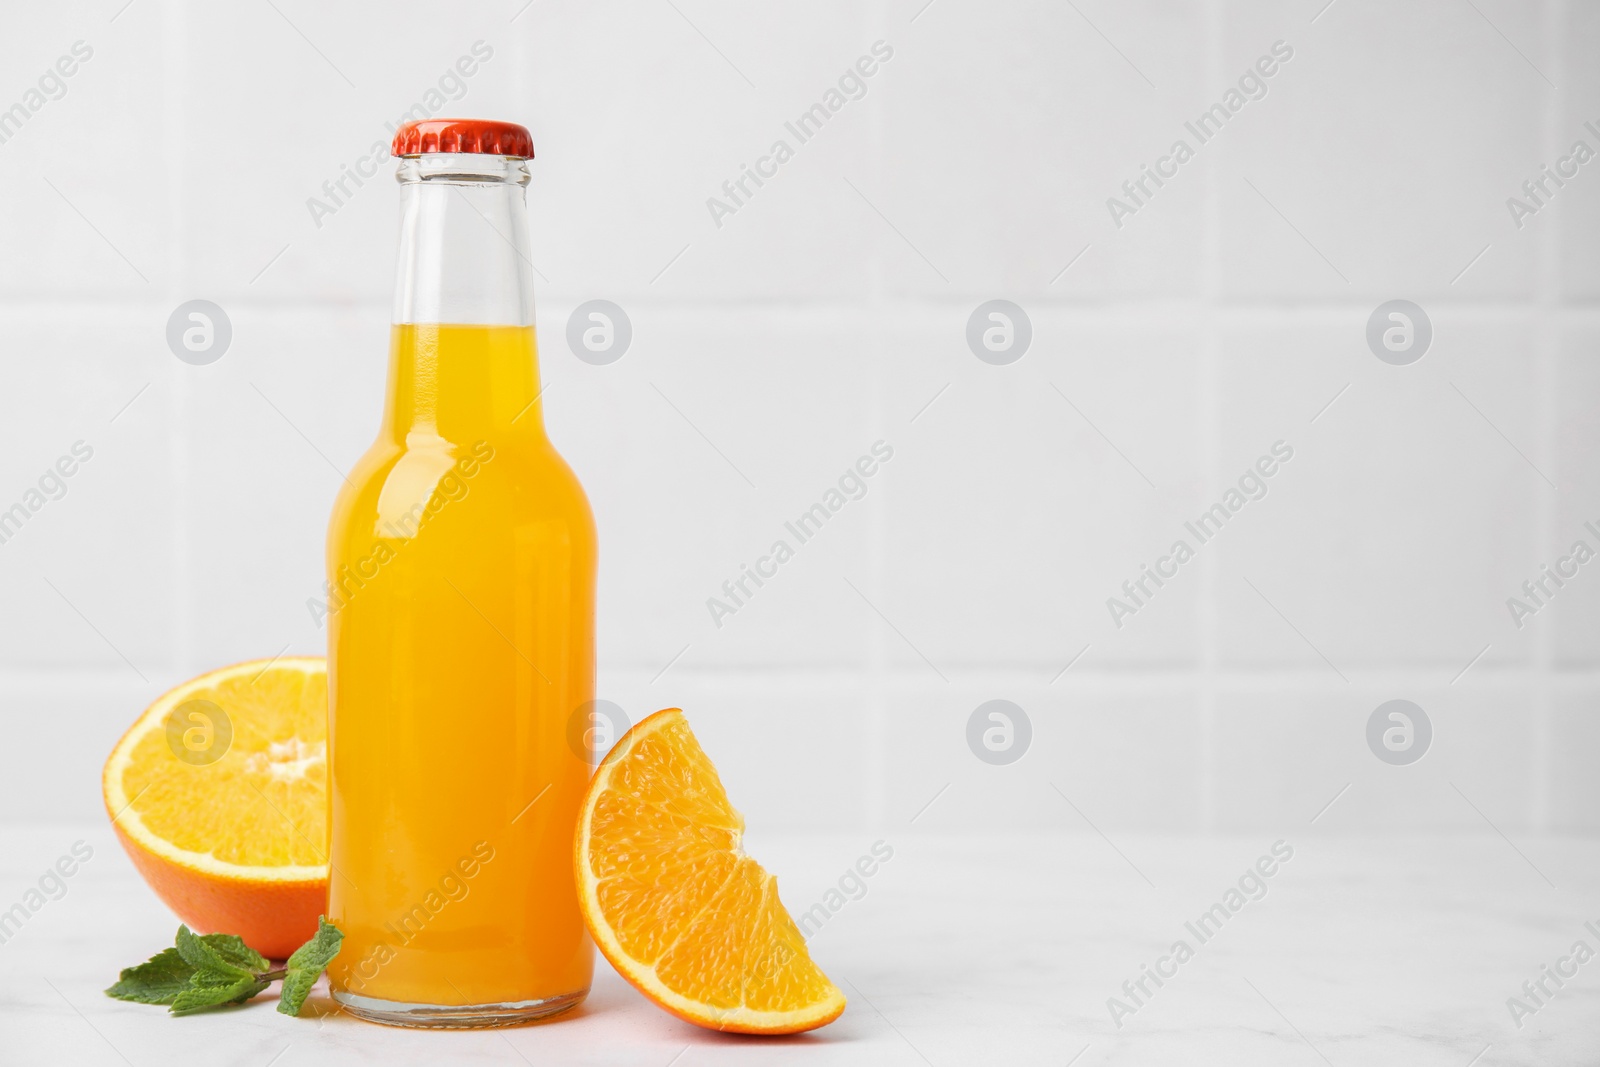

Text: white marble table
xmin=2 ymin=826 xmax=1596 ymax=1066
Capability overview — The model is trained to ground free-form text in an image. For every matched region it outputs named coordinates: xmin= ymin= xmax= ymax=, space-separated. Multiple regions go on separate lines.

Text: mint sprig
xmin=277 ymin=918 xmax=343 ymax=1016
xmin=106 ymin=918 xmax=343 ymax=1017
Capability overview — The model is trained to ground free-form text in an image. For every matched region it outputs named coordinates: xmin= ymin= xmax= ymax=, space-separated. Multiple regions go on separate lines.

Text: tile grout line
xmin=6 ymin=298 xmax=1600 ymax=315
xmin=14 ymin=664 xmax=1600 ymax=688
xmin=1529 ymin=0 xmax=1564 ymax=834
xmin=166 ymin=0 xmax=194 ymax=681
xmin=1194 ymin=0 xmax=1224 ymax=837
xmin=863 ymin=0 xmax=892 ymax=835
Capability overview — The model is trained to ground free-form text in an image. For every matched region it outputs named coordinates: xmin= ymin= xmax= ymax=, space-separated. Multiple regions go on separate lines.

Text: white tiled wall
xmin=2 ymin=0 xmax=1596 ymax=836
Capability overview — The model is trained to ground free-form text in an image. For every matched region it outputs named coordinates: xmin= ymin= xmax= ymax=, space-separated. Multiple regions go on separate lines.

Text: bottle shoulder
xmin=330 ymin=435 xmax=592 ymax=539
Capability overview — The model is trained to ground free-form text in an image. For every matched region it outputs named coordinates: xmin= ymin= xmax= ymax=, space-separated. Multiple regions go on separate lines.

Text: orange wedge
xmin=102 ymin=657 xmax=329 ymax=959
xmin=574 ymin=708 xmax=845 ymax=1034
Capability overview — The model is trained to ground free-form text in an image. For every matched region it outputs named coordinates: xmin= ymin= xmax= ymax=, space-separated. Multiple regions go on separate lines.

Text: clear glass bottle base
xmin=331 ymin=987 xmax=586 ymax=1029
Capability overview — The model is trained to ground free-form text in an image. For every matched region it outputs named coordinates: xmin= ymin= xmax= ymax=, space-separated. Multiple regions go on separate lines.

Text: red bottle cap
xmin=390 ymin=119 xmax=534 ymax=160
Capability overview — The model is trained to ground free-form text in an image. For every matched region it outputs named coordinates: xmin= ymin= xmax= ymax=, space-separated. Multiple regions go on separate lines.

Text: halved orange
xmin=102 ymin=657 xmax=329 ymax=959
xmin=574 ymin=708 xmax=845 ymax=1034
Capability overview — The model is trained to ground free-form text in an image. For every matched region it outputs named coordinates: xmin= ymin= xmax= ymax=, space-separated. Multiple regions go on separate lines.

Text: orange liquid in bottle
xmin=325 ymin=323 xmax=595 ymax=1018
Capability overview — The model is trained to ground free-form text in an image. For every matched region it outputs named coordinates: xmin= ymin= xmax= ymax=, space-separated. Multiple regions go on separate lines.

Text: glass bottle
xmin=324 ymin=119 xmax=595 ymax=1028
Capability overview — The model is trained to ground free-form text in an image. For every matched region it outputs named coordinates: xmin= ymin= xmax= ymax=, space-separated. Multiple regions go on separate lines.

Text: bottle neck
xmin=392 ymin=153 xmax=535 ymax=326
xmin=384 ymin=154 xmax=543 ymax=446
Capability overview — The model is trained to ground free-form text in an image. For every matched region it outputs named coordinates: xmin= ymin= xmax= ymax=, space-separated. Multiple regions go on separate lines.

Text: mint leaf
xmin=277 ymin=917 xmax=343 ymax=1017
xmin=174 ymin=925 xmax=254 ymax=981
xmin=106 ymin=947 xmax=194 ymax=1005
xmin=171 ymin=973 xmax=270 ymax=1016
xmin=197 ymin=933 xmax=269 ymax=974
